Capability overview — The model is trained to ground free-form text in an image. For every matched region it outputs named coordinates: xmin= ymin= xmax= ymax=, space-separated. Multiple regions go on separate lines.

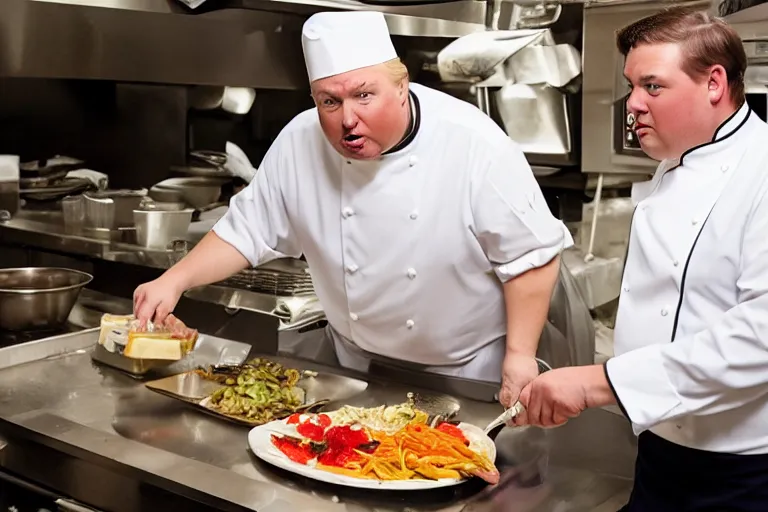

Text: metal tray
xmin=144 ymin=367 xmax=369 ymax=427
xmin=90 ymin=334 xmax=251 ymax=379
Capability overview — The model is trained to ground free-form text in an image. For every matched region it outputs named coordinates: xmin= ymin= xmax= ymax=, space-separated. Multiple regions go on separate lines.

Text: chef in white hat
xmin=134 ymin=10 xmax=573 ymax=405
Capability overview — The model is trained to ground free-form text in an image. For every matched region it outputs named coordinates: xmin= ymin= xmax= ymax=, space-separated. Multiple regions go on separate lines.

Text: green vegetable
xmin=204 ymin=358 xmax=305 ymax=423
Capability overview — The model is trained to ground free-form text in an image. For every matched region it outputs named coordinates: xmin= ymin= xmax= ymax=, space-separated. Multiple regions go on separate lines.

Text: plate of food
xmin=145 ymin=357 xmax=369 ymax=426
xmin=248 ymin=397 xmax=499 ymax=490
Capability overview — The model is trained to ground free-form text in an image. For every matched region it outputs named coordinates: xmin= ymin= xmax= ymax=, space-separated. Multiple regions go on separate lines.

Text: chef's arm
xmin=471 ymin=143 xmax=573 ymax=357
xmin=504 ymin=255 xmax=561 ymax=357
xmin=162 ymin=231 xmax=250 ymax=291
xmin=162 ymin=146 xmax=300 ymax=294
xmin=209 ymin=145 xmax=301 ymax=270
xmin=604 ymin=188 xmax=768 ymax=434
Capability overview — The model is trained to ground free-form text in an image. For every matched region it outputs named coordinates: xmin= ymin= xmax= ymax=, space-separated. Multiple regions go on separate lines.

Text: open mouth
xmin=344 ymin=134 xmax=362 ymax=142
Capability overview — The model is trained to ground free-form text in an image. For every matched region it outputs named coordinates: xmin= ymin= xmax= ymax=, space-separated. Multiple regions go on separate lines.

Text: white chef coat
xmin=606 ymin=102 xmax=768 ymax=454
xmin=213 ymin=83 xmax=572 ymax=381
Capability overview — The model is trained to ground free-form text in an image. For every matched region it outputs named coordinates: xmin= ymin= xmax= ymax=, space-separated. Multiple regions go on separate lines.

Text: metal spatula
xmin=484 ymin=401 xmax=526 ymax=438
xmin=407 ymin=393 xmax=461 ymax=427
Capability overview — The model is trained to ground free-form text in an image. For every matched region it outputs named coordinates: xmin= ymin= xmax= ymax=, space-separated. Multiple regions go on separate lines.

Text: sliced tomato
xmin=436 ymin=422 xmax=469 ymax=445
xmin=297 ymin=421 xmax=326 ymax=442
xmin=270 ymin=435 xmax=315 ymax=465
xmin=316 ymin=414 xmax=332 ymax=428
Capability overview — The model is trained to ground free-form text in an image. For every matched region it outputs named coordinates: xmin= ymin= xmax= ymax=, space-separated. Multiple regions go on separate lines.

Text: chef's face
xmin=311 ymin=64 xmax=410 ymax=160
xmin=624 ymin=42 xmax=721 ymax=161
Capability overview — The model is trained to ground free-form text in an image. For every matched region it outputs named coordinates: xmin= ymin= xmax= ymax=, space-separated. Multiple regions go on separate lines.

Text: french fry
xmin=311 ymin=421 xmax=497 ymax=483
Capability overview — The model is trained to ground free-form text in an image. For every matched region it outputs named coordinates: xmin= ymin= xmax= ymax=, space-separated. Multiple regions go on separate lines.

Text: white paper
xmin=175 ymin=0 xmax=209 ymax=8
xmin=0 ymin=155 xmax=20 ymax=183
xmin=225 ymin=141 xmax=257 ymax=183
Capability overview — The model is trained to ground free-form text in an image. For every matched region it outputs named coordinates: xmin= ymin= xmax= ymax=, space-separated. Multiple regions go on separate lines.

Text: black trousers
xmin=620 ymin=432 xmax=768 ymax=512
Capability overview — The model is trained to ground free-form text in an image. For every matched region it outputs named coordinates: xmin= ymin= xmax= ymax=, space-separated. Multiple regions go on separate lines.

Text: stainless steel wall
xmin=0 ymin=79 xmax=188 ymax=189
xmin=0 ymin=77 xmax=314 ymax=190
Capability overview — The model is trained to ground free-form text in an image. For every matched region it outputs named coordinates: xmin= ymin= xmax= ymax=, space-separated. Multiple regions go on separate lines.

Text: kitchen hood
xmin=0 ymin=0 xmax=486 ymax=88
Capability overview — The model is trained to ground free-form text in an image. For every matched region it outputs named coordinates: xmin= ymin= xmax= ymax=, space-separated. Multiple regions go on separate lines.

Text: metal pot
xmin=133 ymin=208 xmax=194 ymax=250
xmin=0 ymin=267 xmax=93 ymax=331
xmin=83 ymin=189 xmax=148 ymax=229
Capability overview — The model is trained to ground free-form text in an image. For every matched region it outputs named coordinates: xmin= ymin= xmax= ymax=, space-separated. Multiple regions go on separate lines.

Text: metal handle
xmin=55 ymin=499 xmax=104 ymax=512
xmin=536 ymin=357 xmax=553 ymax=373
xmin=584 ymin=172 xmax=604 ymax=263
xmin=0 ymin=469 xmax=58 ymax=500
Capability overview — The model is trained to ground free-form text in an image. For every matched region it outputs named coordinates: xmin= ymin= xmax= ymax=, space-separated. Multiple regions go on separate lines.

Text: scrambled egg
xmin=330 ymin=399 xmax=429 ymax=434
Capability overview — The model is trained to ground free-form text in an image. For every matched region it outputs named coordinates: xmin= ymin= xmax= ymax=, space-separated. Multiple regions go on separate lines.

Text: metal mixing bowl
xmin=0 ymin=267 xmax=93 ymax=331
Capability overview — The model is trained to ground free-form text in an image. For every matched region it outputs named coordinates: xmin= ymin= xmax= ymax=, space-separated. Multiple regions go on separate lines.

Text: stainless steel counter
xmin=0 ymin=210 xmax=184 ymax=269
xmin=0 ymin=329 xmax=635 ymax=512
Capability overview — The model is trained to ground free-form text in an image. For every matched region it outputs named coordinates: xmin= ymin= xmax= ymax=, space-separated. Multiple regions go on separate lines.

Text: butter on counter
xmin=98 ymin=313 xmax=199 ymax=361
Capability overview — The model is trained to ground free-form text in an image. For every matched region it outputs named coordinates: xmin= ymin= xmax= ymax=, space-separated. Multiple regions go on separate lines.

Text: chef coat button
xmin=623 ymin=286 xmax=630 ymax=292
xmin=692 ymin=218 xmax=699 ymax=226
xmin=342 ymin=207 xmax=355 ymax=218
xmin=409 ymin=211 xmax=419 ymax=220
xmin=350 ymin=312 xmax=359 ymax=321
xmin=676 ymin=424 xmax=682 ymax=430
xmin=661 ymin=308 xmax=669 ymax=317
xmin=406 ymin=319 xmax=415 ymax=329
xmin=673 ymin=259 xmax=679 ymax=267
xmin=407 ymin=268 xmax=417 ymax=279
xmin=409 ymin=156 xmax=419 ymax=167
xmin=721 ymin=165 xmax=729 ymax=172
xmin=346 ymin=264 xmax=358 ymax=274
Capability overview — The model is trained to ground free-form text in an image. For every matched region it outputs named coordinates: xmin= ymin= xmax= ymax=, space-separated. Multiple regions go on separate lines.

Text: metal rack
xmin=218 ymin=266 xmax=315 ymax=297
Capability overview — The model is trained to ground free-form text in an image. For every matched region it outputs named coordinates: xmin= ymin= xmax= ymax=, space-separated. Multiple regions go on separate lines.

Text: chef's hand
xmin=499 ymin=353 xmax=540 ymax=409
xmin=133 ymin=274 xmax=184 ymax=326
xmin=513 ymin=365 xmax=617 ymax=428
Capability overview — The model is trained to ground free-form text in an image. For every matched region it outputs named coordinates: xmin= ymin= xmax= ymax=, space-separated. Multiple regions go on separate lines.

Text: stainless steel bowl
xmin=0 ymin=267 xmax=93 ymax=331
xmin=149 ymin=177 xmax=226 ymax=209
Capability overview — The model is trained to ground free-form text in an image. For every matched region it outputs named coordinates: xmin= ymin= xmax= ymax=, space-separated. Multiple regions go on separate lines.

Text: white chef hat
xmin=302 ymin=11 xmax=398 ymax=83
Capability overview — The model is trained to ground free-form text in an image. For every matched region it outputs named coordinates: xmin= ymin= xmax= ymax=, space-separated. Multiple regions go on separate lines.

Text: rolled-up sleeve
xmin=605 ymin=188 xmax=768 ymax=434
xmin=212 ymin=145 xmax=301 ymax=267
xmin=470 ymin=142 xmax=573 ymax=282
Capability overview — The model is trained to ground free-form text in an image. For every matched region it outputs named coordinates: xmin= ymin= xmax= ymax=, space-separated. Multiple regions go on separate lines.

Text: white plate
xmin=247 ymin=418 xmax=497 ymax=490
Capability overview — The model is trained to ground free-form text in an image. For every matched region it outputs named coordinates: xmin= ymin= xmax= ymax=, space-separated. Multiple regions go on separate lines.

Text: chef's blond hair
xmin=616 ymin=7 xmax=746 ymax=106
xmin=383 ymin=58 xmax=410 ymax=85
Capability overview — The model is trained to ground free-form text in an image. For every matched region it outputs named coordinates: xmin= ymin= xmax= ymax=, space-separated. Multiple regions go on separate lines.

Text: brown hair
xmin=616 ymin=7 xmax=746 ymax=105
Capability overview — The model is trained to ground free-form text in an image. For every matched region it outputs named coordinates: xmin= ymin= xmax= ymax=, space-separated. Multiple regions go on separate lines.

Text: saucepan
xmin=133 ymin=208 xmax=195 ymax=250
xmin=0 ymin=267 xmax=93 ymax=331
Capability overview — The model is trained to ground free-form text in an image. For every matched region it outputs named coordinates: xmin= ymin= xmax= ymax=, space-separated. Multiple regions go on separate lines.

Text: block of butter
xmin=98 ymin=313 xmax=199 ymax=361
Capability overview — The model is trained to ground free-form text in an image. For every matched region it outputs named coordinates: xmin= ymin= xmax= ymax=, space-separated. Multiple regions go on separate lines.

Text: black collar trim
xmin=383 ymin=90 xmax=421 ymax=155
xmin=674 ymin=105 xmax=751 ymax=169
